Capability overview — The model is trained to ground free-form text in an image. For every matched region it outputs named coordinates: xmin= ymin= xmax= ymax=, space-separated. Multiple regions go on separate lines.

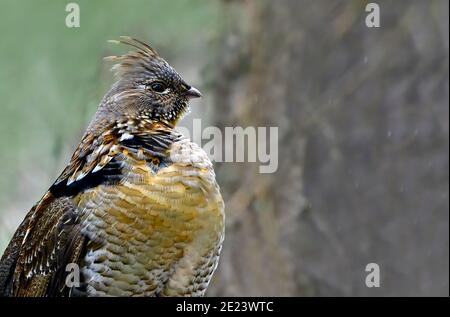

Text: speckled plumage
xmin=0 ymin=37 xmax=224 ymax=297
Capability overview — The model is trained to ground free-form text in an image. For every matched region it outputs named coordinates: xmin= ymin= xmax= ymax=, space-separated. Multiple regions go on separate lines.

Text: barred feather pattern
xmin=76 ymin=138 xmax=224 ymax=296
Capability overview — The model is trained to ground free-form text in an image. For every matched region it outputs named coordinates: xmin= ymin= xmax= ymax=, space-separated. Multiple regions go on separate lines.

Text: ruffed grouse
xmin=0 ymin=37 xmax=225 ymax=297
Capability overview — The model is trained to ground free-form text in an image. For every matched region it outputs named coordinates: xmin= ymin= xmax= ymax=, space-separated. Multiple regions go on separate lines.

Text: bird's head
xmin=102 ymin=37 xmax=201 ymax=127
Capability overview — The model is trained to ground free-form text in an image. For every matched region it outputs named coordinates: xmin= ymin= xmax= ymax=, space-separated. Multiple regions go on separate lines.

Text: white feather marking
xmin=66 ymin=177 xmax=76 ymax=186
xmin=93 ymin=144 xmax=106 ymax=155
xmin=119 ymin=132 xmax=134 ymax=142
xmin=92 ymin=164 xmax=103 ymax=173
xmin=76 ymin=172 xmax=86 ymax=182
xmin=22 ymin=228 xmax=31 ymax=246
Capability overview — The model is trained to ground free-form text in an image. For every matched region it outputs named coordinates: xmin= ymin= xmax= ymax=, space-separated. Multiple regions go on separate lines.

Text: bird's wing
xmin=0 ymin=193 xmax=87 ymax=297
xmin=51 ymin=121 xmax=123 ymax=196
xmin=0 ymin=121 xmax=123 ymax=296
xmin=51 ymin=119 xmax=179 ymax=197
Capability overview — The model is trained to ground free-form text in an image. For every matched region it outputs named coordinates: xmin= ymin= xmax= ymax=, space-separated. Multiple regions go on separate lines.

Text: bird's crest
xmin=104 ymin=36 xmax=168 ymax=79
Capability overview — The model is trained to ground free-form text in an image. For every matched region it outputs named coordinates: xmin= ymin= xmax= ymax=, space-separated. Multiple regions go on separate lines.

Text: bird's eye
xmin=149 ymin=82 xmax=167 ymax=93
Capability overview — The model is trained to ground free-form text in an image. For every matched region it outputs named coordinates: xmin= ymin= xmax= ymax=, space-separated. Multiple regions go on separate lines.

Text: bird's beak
xmin=185 ymin=86 xmax=202 ymax=99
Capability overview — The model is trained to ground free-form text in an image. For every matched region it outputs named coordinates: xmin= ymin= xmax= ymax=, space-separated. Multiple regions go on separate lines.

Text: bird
xmin=0 ymin=37 xmax=225 ymax=297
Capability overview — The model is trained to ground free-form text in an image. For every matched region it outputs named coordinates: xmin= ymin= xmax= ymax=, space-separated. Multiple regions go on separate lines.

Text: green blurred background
xmin=0 ymin=0 xmax=448 ymax=296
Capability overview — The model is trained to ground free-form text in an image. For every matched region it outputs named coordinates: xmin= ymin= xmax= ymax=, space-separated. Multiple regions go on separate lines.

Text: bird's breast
xmin=72 ymin=139 xmax=224 ymax=296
